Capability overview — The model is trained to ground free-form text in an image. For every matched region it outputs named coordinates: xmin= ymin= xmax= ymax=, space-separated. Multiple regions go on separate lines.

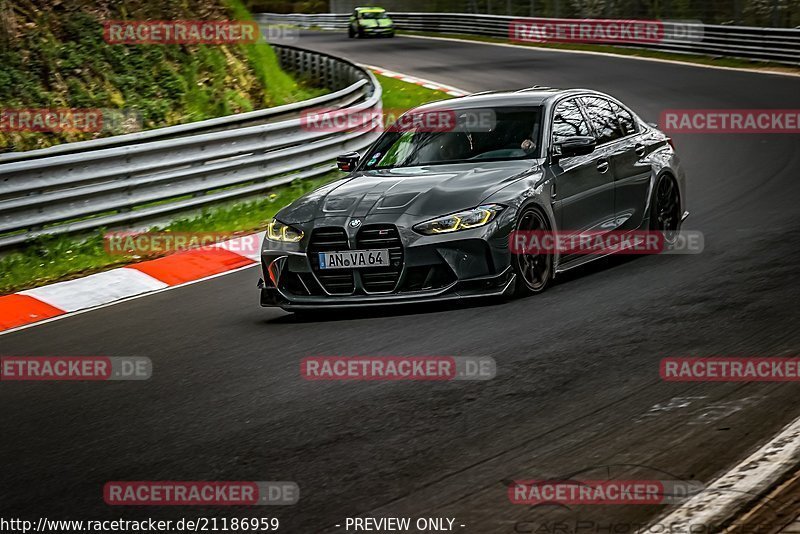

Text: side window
xmin=609 ymin=100 xmax=637 ymax=136
xmin=551 ymin=99 xmax=591 ymax=145
xmin=582 ymin=96 xmax=624 ymax=145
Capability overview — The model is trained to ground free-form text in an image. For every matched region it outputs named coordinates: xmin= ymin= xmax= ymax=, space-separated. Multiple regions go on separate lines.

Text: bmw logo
xmin=349 ymin=219 xmax=362 ymax=228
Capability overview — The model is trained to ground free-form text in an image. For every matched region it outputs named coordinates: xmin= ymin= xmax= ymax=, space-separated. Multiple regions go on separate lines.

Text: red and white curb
xmin=365 ymin=65 xmax=470 ymax=97
xmin=0 ymin=232 xmax=264 ymax=335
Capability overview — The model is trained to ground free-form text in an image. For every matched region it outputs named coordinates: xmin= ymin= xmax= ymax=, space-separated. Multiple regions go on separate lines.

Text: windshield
xmin=361 ymin=106 xmax=542 ymax=170
xmin=361 ymin=11 xmax=388 ymax=19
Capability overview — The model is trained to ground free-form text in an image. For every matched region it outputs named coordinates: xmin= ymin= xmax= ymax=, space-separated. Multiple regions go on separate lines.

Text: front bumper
xmin=259 ymin=222 xmax=515 ymax=310
xmin=361 ymin=26 xmax=395 ymax=36
xmin=260 ymin=268 xmax=515 ymax=310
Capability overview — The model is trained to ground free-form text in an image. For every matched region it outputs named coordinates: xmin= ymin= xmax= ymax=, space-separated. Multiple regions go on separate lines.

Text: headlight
xmin=267 ymin=219 xmax=304 ymax=243
xmin=413 ymin=205 xmax=504 ymax=235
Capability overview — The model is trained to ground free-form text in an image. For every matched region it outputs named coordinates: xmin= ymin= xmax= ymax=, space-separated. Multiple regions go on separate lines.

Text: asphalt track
xmin=2 ymin=31 xmax=800 ymax=532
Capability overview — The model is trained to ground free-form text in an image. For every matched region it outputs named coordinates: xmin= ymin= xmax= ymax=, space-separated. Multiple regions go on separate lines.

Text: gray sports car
xmin=258 ymin=88 xmax=688 ymax=311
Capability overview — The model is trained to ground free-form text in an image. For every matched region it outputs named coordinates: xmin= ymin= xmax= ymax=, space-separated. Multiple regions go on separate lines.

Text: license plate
xmin=318 ymin=249 xmax=390 ymax=270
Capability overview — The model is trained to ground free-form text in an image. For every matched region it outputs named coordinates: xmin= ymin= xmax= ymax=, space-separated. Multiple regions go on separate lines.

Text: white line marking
xmin=652 ymin=415 xmax=800 ymax=530
xmin=403 ymin=34 xmax=800 ymax=79
xmin=19 ymin=268 xmax=168 ymax=312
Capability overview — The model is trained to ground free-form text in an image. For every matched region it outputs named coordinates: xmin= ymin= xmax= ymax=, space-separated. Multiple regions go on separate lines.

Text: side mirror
xmin=337 ymin=152 xmax=360 ymax=172
xmin=551 ymin=136 xmax=596 ymax=162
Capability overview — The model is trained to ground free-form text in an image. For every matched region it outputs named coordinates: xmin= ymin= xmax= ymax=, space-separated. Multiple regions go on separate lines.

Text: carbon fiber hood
xmin=276 ymin=161 xmax=535 ymax=224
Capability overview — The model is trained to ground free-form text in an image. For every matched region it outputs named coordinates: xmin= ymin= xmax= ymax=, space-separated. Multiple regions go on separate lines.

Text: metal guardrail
xmin=0 ymin=44 xmax=383 ymax=249
xmin=256 ymin=12 xmax=800 ymax=65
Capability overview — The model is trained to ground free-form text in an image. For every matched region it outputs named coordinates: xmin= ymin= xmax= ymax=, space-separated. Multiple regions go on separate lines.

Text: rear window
xmin=581 ymin=96 xmax=625 ymax=145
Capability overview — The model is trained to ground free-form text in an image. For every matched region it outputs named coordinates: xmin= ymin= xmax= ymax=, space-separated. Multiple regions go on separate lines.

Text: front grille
xmin=307 ymin=225 xmax=404 ymax=295
xmin=309 ymin=227 xmax=348 ymax=250
xmin=356 ymin=225 xmax=403 ymax=293
xmin=308 ymin=227 xmax=355 ymax=295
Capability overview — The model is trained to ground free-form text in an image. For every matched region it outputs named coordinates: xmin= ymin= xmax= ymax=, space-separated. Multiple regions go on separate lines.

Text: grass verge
xmin=0 ymin=73 xmax=454 ymax=295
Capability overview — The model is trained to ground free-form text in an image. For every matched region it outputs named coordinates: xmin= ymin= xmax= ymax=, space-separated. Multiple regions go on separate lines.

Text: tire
xmin=649 ymin=174 xmax=681 ymax=248
xmin=511 ymin=206 xmax=553 ymax=296
xmin=348 ymin=27 xmax=355 ymax=38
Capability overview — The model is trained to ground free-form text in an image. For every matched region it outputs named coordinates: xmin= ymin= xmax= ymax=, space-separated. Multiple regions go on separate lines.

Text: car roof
xmin=355 ymin=7 xmax=386 ymax=11
xmin=412 ymin=88 xmax=606 ymax=111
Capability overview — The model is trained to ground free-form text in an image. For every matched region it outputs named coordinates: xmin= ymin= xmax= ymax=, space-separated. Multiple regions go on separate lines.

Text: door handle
xmin=597 ymin=159 xmax=610 ymax=174
xmin=635 ymin=143 xmax=646 ymax=157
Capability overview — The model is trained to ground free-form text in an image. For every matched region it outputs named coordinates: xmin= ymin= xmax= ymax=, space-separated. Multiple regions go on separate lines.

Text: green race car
xmin=348 ymin=7 xmax=395 ymax=38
